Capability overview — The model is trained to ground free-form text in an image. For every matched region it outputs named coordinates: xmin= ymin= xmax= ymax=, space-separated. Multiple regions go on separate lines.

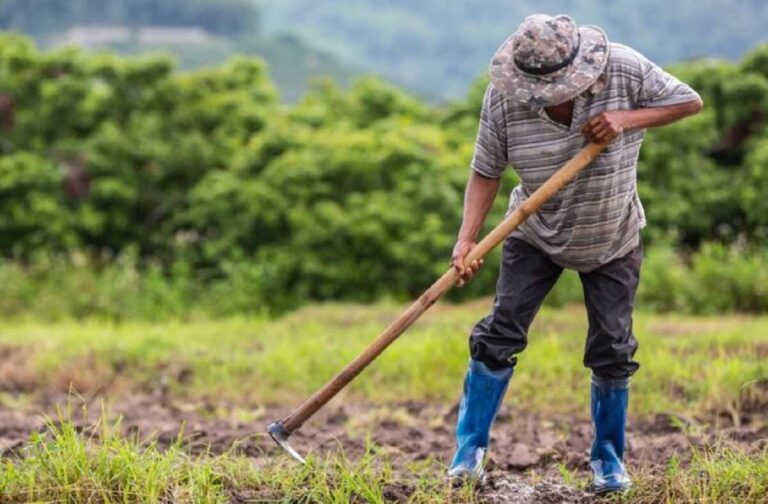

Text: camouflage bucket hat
xmin=490 ymin=14 xmax=609 ymax=107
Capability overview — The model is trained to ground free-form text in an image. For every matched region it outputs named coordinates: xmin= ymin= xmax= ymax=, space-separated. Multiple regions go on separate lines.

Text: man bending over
xmin=448 ymin=13 xmax=702 ymax=494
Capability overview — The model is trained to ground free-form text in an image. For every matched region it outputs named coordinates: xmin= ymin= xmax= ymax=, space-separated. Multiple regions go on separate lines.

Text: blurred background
xmin=0 ymin=0 xmax=767 ymax=319
xmin=3 ymin=0 xmax=768 ymax=101
xmin=0 ymin=3 xmax=767 ymax=500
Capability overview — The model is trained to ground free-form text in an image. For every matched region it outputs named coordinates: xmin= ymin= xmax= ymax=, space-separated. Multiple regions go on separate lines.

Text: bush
xmin=638 ymin=243 xmax=768 ymax=314
xmin=0 ymin=243 xmax=764 ymax=321
xmin=0 ymin=34 xmax=767 ymax=314
xmin=0 ymin=251 xmax=195 ymax=321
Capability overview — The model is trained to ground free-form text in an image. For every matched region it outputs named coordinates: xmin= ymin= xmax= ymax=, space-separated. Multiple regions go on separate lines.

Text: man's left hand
xmin=581 ymin=111 xmax=629 ymax=143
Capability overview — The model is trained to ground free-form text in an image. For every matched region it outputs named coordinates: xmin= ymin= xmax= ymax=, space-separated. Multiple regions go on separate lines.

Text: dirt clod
xmin=482 ymin=474 xmax=590 ymax=504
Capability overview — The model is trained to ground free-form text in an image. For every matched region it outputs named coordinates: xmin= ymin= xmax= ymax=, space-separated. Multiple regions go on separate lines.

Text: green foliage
xmin=638 ymin=55 xmax=768 ymax=245
xmin=0 ymin=36 xmax=276 ymax=261
xmin=743 ymin=136 xmax=768 ymax=232
xmin=638 ymin=243 xmax=768 ymax=314
xmin=0 ymin=34 xmax=766 ymax=315
xmin=0 ymin=153 xmax=72 ymax=254
xmin=0 ymin=243 xmax=765 ymax=321
xmin=0 ymin=252 xmax=197 ymax=320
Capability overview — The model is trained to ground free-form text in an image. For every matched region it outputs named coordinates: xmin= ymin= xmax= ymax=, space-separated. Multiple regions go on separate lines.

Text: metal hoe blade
xmin=267 ymin=421 xmax=306 ymax=464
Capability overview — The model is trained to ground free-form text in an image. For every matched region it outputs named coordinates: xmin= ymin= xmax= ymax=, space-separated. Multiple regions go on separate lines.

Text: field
xmin=2 ymin=5 xmax=768 ymax=503
xmin=0 ymin=300 xmax=765 ymax=502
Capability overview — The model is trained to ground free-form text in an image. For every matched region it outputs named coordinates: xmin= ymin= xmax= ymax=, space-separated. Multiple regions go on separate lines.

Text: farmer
xmin=449 ymin=14 xmax=702 ymax=493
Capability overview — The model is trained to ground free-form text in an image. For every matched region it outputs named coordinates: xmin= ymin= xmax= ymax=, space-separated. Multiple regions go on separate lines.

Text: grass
xmin=0 ymin=410 xmax=233 ymax=502
xmin=629 ymin=447 xmax=768 ymax=503
xmin=0 ymin=413 xmax=765 ymax=503
xmin=0 ymin=301 xmax=766 ymax=417
xmin=0 ymin=301 xmax=766 ymax=502
xmin=0 ymin=406 xmax=469 ymax=503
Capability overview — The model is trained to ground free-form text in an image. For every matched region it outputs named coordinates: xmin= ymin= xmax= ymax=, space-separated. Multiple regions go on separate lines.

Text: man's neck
xmin=544 ymin=100 xmax=575 ymax=127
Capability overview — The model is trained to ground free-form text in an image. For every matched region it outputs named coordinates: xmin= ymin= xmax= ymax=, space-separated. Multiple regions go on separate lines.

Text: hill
xmin=0 ymin=0 xmax=355 ymax=101
xmin=259 ymin=0 xmax=768 ymax=100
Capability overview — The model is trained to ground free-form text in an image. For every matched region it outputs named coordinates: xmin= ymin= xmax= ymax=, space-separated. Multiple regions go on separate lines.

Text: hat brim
xmin=490 ymin=25 xmax=610 ymax=107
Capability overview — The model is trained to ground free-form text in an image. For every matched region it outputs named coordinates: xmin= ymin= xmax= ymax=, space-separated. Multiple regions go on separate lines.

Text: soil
xmin=0 ymin=393 xmax=765 ymax=503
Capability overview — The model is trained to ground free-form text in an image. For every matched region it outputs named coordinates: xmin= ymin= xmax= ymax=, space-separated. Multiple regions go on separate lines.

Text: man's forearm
xmin=624 ymin=98 xmax=703 ymax=130
xmin=458 ymin=171 xmax=501 ymax=242
xmin=582 ymin=98 xmax=703 ymax=143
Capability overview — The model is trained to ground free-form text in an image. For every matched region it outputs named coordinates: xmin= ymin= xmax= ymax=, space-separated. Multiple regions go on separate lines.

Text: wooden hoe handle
xmin=275 ymin=141 xmax=609 ymax=434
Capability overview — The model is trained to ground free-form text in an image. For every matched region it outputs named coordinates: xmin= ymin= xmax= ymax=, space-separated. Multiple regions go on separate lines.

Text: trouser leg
xmin=579 ymin=239 xmax=643 ymax=493
xmin=579 ymin=240 xmax=643 ymax=380
xmin=449 ymin=237 xmax=562 ymax=479
xmin=469 ymin=237 xmax=563 ymax=370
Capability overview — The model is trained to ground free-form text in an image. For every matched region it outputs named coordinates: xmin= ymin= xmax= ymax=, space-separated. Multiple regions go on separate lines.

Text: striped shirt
xmin=472 ymin=43 xmax=700 ymax=271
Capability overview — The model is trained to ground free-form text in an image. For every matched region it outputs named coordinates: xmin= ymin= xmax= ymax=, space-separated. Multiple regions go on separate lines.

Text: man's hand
xmin=452 ymin=239 xmax=483 ymax=287
xmin=581 ymin=111 xmax=628 ymax=143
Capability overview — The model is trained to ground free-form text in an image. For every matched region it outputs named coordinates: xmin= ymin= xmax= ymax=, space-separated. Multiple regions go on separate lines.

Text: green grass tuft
xmin=629 ymin=445 xmax=768 ymax=504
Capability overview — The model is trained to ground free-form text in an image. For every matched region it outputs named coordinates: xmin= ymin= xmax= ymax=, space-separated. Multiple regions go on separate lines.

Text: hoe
xmin=268 ymin=140 xmax=610 ymax=463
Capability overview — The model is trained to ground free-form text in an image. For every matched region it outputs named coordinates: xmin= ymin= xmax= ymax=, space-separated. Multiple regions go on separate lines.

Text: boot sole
xmin=447 ymin=470 xmax=486 ymax=488
xmin=593 ymin=484 xmax=631 ymax=496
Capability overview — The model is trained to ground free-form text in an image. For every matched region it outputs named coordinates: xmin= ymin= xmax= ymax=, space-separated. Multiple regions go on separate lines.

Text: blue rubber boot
xmin=590 ymin=375 xmax=631 ymax=494
xmin=448 ymin=359 xmax=513 ymax=480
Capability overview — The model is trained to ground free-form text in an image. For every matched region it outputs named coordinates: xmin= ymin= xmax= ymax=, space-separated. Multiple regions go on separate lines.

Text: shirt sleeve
xmin=470 ymin=84 xmax=508 ymax=178
xmin=633 ymin=50 xmax=701 ymax=108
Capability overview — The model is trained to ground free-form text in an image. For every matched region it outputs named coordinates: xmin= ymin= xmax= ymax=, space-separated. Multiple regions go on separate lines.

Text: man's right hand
xmin=452 ymin=239 xmax=483 ymax=287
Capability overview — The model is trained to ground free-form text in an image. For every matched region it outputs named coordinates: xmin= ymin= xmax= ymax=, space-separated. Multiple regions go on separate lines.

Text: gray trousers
xmin=469 ymin=236 xmax=642 ymax=380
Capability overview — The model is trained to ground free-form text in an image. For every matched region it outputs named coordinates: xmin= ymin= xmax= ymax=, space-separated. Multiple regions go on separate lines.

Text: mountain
xmin=258 ymin=0 xmax=768 ymax=100
xmin=4 ymin=0 xmax=768 ymax=101
xmin=0 ymin=0 xmax=355 ymax=102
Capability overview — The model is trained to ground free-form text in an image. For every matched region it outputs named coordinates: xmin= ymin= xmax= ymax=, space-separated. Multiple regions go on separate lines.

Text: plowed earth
xmin=0 ymin=393 xmax=765 ymax=503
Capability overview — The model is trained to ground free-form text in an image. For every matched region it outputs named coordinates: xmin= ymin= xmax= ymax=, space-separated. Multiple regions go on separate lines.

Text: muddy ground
xmin=0 ymin=392 xmax=765 ymax=503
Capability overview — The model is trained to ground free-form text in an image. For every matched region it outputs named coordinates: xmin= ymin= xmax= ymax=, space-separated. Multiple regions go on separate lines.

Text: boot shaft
xmin=590 ymin=375 xmax=631 ymax=493
xmin=449 ymin=359 xmax=513 ymax=478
